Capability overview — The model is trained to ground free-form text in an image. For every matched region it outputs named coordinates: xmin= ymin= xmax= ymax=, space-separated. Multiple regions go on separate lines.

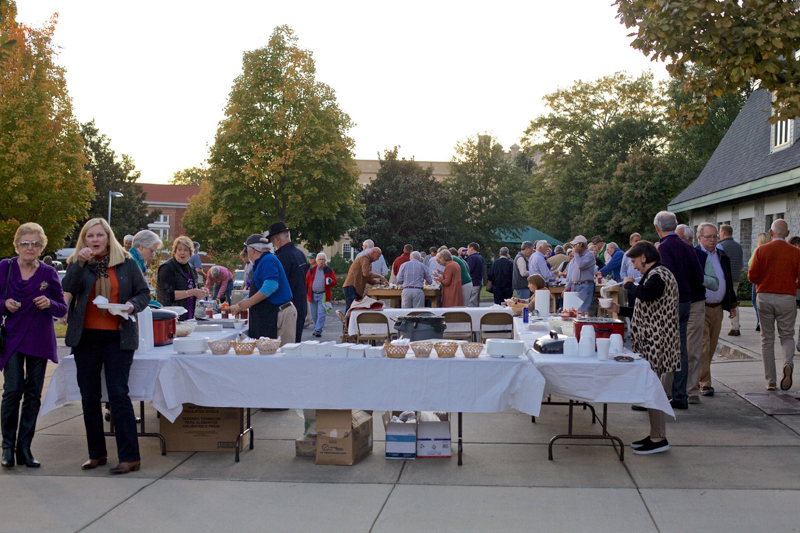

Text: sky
xmin=17 ymin=1 xmax=668 ymax=184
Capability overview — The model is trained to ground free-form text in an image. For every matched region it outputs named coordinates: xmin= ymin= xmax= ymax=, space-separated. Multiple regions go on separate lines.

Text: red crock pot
xmin=152 ymin=309 xmax=179 ymax=346
xmin=574 ymin=317 xmax=625 ymax=344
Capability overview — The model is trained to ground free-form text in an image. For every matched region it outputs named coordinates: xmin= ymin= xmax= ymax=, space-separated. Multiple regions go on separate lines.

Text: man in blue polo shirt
xmin=231 ymin=234 xmax=296 ymax=345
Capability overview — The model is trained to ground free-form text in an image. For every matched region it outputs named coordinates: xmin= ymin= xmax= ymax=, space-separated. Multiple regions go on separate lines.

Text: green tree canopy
xmin=444 ymin=134 xmax=531 ymax=256
xmin=170 ymin=166 xmax=209 ymax=186
xmin=0 ymin=13 xmax=93 ymax=256
xmin=70 ymin=120 xmax=159 ymax=243
xmin=349 ymin=148 xmax=452 ymax=264
xmin=0 ymin=0 xmax=17 ymax=69
xmin=615 ymin=0 xmax=800 ymax=124
xmin=184 ymin=25 xmax=362 ymax=255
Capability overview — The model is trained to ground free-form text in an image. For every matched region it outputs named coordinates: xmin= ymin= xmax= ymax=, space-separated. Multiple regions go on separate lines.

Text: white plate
xmin=95 ymin=302 xmax=131 ymax=311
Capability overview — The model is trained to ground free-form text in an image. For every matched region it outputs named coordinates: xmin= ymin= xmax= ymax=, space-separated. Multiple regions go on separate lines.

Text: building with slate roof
xmin=669 ymin=89 xmax=800 ymax=259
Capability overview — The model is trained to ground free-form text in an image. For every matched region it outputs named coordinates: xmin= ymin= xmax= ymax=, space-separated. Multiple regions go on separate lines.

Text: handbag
xmin=486 ymin=280 xmax=494 ymax=293
xmin=0 ymin=259 xmax=11 ymax=354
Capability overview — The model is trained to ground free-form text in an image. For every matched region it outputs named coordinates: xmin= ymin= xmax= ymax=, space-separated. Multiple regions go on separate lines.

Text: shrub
xmin=737 ymin=270 xmax=752 ymax=301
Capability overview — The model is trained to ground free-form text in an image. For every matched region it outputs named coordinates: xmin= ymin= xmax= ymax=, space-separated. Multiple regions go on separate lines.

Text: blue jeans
xmin=2 ymin=351 xmax=47 ymax=450
xmin=310 ymin=292 xmax=326 ymax=333
xmin=670 ymin=301 xmax=692 ymax=405
xmin=343 ymin=286 xmax=360 ymax=313
xmin=73 ymin=330 xmax=140 ymax=463
xmin=574 ymin=282 xmax=595 ymax=314
xmin=516 ymin=288 xmax=532 ymax=300
xmin=213 ymin=283 xmax=233 ymax=303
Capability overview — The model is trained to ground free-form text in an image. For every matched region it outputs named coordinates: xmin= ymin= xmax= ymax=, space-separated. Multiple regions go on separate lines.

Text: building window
xmin=770 ymin=119 xmax=794 ymax=153
xmin=740 ymin=218 xmax=752 ymax=260
xmin=342 ymin=243 xmax=354 ymax=260
xmin=151 ymin=227 xmax=169 ymax=239
xmin=156 ymin=214 xmax=170 ymax=224
xmin=765 ymin=212 xmax=785 ymax=232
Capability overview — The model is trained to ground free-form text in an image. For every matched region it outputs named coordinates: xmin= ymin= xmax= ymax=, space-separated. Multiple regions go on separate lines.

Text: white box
xmin=347 ymin=345 xmax=367 ymax=358
xmin=330 ymin=343 xmax=353 ymax=358
xmin=417 ymin=418 xmax=451 ymax=458
xmin=282 ymin=343 xmax=301 ymax=356
xmin=317 ymin=341 xmax=335 ymax=357
xmin=301 ymin=340 xmax=320 ymax=357
xmin=382 ymin=412 xmax=416 ymax=460
xmin=364 ymin=345 xmax=384 ymax=358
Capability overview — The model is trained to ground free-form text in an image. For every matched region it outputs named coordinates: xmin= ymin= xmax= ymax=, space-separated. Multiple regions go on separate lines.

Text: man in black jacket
xmin=266 ymin=221 xmax=309 ymax=343
xmin=696 ymin=223 xmax=738 ymax=398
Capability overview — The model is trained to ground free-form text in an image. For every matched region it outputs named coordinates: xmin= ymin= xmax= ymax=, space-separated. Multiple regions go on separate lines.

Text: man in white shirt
xmin=528 ymin=240 xmax=554 ymax=282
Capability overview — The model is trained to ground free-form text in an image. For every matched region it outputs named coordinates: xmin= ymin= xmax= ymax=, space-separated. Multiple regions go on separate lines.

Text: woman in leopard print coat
xmin=610 ymin=240 xmax=679 ymax=455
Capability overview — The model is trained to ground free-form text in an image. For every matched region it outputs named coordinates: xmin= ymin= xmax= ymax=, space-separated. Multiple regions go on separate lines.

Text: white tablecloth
xmin=40 ymin=329 xmax=238 ymax=417
xmin=348 ymin=306 xmax=513 ymax=336
xmin=152 ymin=352 xmax=546 ymax=422
xmin=514 ymin=318 xmax=674 ymax=416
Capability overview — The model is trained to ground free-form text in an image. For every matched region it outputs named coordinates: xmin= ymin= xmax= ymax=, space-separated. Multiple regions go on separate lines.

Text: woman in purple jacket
xmin=1 ymin=223 xmax=67 ymax=468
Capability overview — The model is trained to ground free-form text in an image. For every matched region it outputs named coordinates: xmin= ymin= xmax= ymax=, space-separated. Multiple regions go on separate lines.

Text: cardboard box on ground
xmin=382 ymin=411 xmax=417 ymax=460
xmin=417 ymin=412 xmax=451 ymax=458
xmin=382 ymin=411 xmax=451 ymax=459
xmin=315 ymin=410 xmax=373 ymax=466
xmin=160 ymin=404 xmax=245 ymax=452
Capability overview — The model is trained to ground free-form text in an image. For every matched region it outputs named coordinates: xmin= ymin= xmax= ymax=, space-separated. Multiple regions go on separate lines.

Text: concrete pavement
xmin=4 ymin=306 xmax=800 ymax=533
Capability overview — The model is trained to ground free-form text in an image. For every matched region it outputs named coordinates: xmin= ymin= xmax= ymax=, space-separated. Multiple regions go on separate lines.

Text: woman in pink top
xmin=205 ymin=266 xmax=233 ymax=302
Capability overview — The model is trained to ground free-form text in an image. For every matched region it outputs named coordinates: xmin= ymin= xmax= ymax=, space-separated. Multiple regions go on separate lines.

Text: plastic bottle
xmin=204 ymin=298 xmax=213 ymax=319
xmin=221 ymin=301 xmax=229 ymax=319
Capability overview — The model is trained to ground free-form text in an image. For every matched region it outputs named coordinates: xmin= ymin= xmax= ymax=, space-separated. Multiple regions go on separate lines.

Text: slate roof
xmin=669 ymin=89 xmax=800 ymax=207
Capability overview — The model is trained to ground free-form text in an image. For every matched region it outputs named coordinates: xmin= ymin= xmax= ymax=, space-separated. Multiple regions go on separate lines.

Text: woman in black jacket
xmin=156 ymin=235 xmax=207 ymax=318
xmin=62 ymin=219 xmax=151 ymax=474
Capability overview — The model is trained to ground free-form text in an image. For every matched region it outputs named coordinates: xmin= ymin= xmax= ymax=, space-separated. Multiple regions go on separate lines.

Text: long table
xmin=515 ymin=317 xmax=673 ymax=460
xmin=348 ymin=306 xmax=513 ymax=337
xmin=366 ymin=287 xmax=441 ymax=308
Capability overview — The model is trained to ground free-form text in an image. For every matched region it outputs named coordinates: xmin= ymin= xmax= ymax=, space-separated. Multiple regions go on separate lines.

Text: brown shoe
xmin=766 ymin=383 xmax=777 ymax=391
xmin=781 ymin=364 xmax=793 ymax=391
xmin=109 ymin=461 xmax=140 ymax=475
xmin=81 ymin=457 xmax=108 ymax=470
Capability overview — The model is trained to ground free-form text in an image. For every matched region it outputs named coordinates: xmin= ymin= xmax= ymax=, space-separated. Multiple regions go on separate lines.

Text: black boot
xmin=16 ymin=446 xmax=40 ymax=468
xmin=1 ymin=447 xmax=14 ymax=468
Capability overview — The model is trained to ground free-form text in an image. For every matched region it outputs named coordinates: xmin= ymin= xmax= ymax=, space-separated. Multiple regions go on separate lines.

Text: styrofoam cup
xmin=596 ymin=338 xmax=610 ymax=360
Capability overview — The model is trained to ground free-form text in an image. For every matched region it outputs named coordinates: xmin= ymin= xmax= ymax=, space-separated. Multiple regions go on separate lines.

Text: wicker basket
xmin=208 ymin=340 xmax=232 ymax=355
xmin=383 ymin=343 xmax=410 ymax=358
xmin=461 ymin=342 xmax=484 ymax=358
xmin=233 ymin=341 xmax=256 ymax=355
xmin=507 ymin=303 xmax=527 ymax=317
xmin=434 ymin=342 xmax=458 ymax=358
xmin=256 ymin=338 xmax=280 ymax=355
xmin=410 ymin=341 xmax=433 ymax=358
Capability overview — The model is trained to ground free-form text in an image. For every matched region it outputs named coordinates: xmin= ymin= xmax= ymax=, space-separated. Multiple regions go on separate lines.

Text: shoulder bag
xmin=0 ymin=259 xmax=12 ymax=354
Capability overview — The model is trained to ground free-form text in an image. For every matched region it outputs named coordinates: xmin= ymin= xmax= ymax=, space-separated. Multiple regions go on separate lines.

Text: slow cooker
xmin=574 ymin=317 xmax=624 ymax=343
xmin=152 ymin=309 xmax=179 ymax=346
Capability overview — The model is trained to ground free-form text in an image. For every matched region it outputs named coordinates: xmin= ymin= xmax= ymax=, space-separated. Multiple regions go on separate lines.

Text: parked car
xmin=233 ymin=269 xmax=245 ymax=289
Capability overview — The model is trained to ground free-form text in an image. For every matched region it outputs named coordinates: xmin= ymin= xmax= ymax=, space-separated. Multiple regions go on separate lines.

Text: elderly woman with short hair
xmin=129 ymin=230 xmax=162 ymax=275
xmin=1 ymin=223 xmax=67 ymax=468
xmin=205 ymin=265 xmax=233 ymax=303
xmin=305 ymin=252 xmax=337 ymax=337
xmin=436 ymin=249 xmax=463 ymax=308
xmin=156 ymin=235 xmax=207 ymax=318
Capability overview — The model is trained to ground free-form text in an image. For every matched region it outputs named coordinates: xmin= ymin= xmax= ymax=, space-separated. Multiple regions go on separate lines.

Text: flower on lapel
xmin=39 ymin=281 xmax=49 ymax=291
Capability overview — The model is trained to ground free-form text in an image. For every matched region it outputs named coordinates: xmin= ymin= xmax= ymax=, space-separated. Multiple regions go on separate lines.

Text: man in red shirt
xmin=392 ymin=244 xmax=413 ymax=278
xmin=748 ymin=219 xmax=800 ymax=391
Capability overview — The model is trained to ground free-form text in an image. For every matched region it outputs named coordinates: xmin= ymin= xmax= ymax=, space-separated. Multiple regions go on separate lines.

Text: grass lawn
xmin=54 ymin=323 xmax=66 ymax=338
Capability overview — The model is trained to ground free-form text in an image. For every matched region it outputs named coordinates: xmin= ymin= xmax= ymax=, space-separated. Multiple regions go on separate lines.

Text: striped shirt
xmin=397 ymin=259 xmax=432 ymax=289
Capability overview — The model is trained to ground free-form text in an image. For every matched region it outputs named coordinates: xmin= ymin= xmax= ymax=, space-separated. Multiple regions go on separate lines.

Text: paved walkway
xmin=7 ymin=306 xmax=800 ymax=532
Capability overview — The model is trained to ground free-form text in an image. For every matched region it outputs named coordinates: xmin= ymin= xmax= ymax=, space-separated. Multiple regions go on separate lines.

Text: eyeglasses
xmin=700 ymin=234 xmax=718 ymax=240
xmin=18 ymin=241 xmax=43 ymax=249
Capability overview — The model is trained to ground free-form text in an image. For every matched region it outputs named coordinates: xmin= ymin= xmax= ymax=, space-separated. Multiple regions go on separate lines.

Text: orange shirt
xmin=83 ymin=266 xmax=121 ymax=330
xmin=748 ymin=239 xmax=800 ymax=296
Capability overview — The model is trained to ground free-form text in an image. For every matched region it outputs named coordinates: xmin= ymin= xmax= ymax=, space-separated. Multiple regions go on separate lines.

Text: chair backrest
xmin=443 ymin=311 xmax=472 ymax=328
xmin=356 ymin=311 xmax=391 ymax=336
xmin=406 ymin=311 xmax=432 ymax=316
xmin=479 ymin=312 xmax=513 ymax=327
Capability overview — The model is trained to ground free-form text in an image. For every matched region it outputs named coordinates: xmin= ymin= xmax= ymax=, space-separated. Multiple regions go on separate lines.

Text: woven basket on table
xmin=208 ymin=340 xmax=232 ymax=355
xmin=383 ymin=343 xmax=410 ymax=358
xmin=410 ymin=341 xmax=433 ymax=358
xmin=461 ymin=342 xmax=484 ymax=358
xmin=434 ymin=342 xmax=458 ymax=358
xmin=256 ymin=338 xmax=280 ymax=355
xmin=233 ymin=341 xmax=256 ymax=355
xmin=507 ymin=303 xmax=527 ymax=317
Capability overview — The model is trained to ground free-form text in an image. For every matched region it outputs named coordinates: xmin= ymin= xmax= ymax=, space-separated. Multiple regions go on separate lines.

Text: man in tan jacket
xmin=343 ymin=247 xmax=387 ymax=311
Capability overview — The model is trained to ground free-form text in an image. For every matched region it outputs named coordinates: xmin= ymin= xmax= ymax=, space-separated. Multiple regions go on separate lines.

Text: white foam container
xmin=330 ymin=343 xmax=353 ymax=358
xmin=347 ymin=345 xmax=368 ymax=358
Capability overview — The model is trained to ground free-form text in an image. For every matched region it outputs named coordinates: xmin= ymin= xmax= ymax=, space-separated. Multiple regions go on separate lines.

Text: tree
xmin=615 ymin=0 xmax=800 ymax=124
xmin=0 ymin=1 xmax=17 ymax=70
xmin=444 ymin=134 xmax=532 ymax=256
xmin=349 ymin=148 xmax=452 ymax=263
xmin=170 ymin=166 xmax=209 ymax=186
xmin=69 ymin=120 xmax=159 ymax=243
xmin=184 ymin=25 xmax=362 ymax=255
xmin=0 ymin=11 xmax=93 ymax=256
xmin=521 ymin=72 xmax=667 ymax=243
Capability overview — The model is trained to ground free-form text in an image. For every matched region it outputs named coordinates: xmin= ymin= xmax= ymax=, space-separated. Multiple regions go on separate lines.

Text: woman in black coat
xmin=156 ymin=235 xmax=207 ymax=318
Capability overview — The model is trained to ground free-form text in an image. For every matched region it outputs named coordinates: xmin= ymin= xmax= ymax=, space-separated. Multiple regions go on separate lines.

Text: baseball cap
xmin=570 ymin=235 xmax=588 ymax=246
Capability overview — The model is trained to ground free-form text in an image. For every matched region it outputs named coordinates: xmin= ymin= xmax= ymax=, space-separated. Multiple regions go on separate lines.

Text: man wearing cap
xmin=267 ymin=221 xmax=309 ymax=343
xmin=565 ymin=235 xmax=596 ymax=314
xmin=232 ymin=235 xmax=296 ymax=345
xmin=343 ymin=247 xmax=388 ymax=312
xmin=205 ymin=265 xmax=234 ymax=303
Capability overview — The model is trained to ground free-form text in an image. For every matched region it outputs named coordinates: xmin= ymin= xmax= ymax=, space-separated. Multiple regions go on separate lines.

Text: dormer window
xmin=771 ymin=119 xmax=794 ymax=153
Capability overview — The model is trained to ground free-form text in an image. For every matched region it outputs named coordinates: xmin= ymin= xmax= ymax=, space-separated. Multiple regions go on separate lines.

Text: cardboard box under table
xmin=382 ymin=411 xmax=417 ymax=459
xmin=417 ymin=413 xmax=451 ymax=458
xmin=315 ymin=410 xmax=373 ymax=466
xmin=160 ymin=404 xmax=252 ymax=453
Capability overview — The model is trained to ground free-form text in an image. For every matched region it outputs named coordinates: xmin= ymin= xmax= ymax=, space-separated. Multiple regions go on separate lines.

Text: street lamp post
xmin=107 ymin=191 xmax=124 ymax=225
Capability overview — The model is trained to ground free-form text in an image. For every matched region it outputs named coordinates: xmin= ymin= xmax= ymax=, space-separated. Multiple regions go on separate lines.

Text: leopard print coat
xmin=630 ymin=265 xmax=680 ymax=377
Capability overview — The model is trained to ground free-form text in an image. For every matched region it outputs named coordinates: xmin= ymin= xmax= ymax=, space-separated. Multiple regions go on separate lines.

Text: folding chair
xmin=479 ymin=312 xmax=514 ymax=343
xmin=355 ymin=312 xmax=392 ymax=345
xmin=442 ymin=311 xmax=474 ymax=341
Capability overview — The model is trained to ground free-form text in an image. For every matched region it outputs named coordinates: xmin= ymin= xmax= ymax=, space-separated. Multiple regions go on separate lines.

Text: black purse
xmin=0 ymin=259 xmax=11 ymax=354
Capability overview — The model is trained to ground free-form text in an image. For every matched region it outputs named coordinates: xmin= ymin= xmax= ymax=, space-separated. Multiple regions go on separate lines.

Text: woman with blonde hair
xmin=62 ymin=218 xmax=150 ymax=474
xmin=1 ymin=223 xmax=67 ymax=468
xmin=750 ymin=232 xmax=771 ymax=331
xmin=156 ymin=235 xmax=207 ymax=318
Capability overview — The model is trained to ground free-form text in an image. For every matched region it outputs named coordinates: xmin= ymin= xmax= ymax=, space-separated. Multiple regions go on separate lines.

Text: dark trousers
xmin=1 ymin=351 xmax=47 ymax=451
xmin=213 ymin=283 xmax=234 ymax=303
xmin=492 ymin=286 xmax=513 ymax=305
xmin=73 ymin=330 xmax=140 ymax=463
xmin=343 ymin=286 xmax=361 ymax=313
xmin=670 ymin=301 xmax=692 ymax=404
xmin=294 ymin=298 xmax=308 ymax=343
